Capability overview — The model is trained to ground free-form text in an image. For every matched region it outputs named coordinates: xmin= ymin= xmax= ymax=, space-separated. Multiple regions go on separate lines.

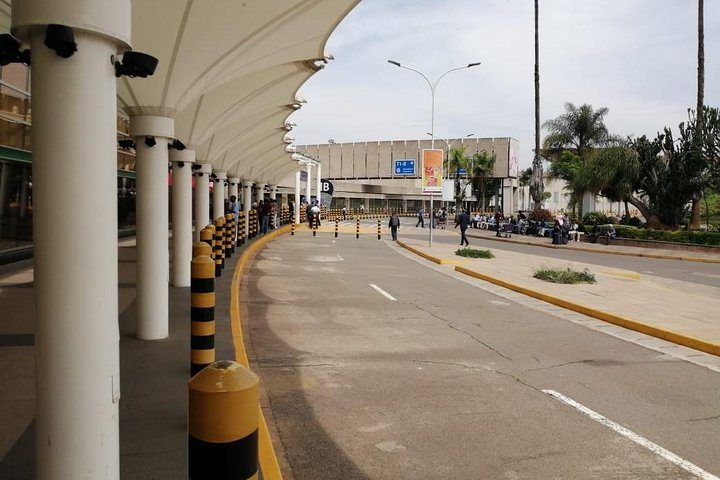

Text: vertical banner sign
xmin=320 ymin=178 xmax=334 ymax=206
xmin=421 ymin=149 xmax=443 ymax=195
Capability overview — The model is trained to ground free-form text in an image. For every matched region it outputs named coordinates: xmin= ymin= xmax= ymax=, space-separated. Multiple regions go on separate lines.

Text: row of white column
xmin=293 ymin=162 xmax=321 ymax=224
xmin=14 ymin=3 xmax=286 ymax=476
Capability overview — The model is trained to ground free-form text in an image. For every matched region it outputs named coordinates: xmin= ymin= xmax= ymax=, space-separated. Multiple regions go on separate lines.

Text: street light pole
xmin=388 ymin=60 xmax=480 ymax=247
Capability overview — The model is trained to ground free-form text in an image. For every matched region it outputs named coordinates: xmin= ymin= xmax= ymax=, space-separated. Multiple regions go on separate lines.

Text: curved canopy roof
xmin=118 ymin=0 xmax=360 ymax=183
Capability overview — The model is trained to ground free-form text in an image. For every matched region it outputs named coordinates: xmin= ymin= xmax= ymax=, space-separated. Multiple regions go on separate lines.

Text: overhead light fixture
xmin=0 ymin=34 xmax=30 ymax=66
xmin=115 ymin=51 xmax=159 ymax=78
xmin=169 ymin=139 xmax=186 ymax=150
xmin=118 ymin=139 xmax=135 ymax=150
xmin=44 ymin=24 xmax=77 ymax=58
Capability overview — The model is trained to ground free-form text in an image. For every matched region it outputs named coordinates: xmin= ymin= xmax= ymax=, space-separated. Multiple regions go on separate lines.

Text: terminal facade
xmin=289 ymin=137 xmax=521 ymax=213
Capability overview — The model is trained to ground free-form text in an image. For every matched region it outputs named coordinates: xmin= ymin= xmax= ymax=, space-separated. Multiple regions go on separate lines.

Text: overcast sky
xmin=291 ymin=0 xmax=719 ymax=170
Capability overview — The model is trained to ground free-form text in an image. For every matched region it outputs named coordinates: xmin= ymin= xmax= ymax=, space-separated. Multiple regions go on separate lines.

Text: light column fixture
xmin=388 ymin=60 xmax=481 ymax=246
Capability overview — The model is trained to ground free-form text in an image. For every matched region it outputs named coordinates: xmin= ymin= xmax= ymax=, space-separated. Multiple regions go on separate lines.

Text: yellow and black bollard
xmin=225 ymin=213 xmax=235 ymax=256
xmin=188 ymin=360 xmax=259 ymax=479
xmin=291 ymin=218 xmax=295 ymax=236
xmin=377 ymin=218 xmax=381 ymax=240
xmin=200 ymin=227 xmax=214 ymax=260
xmin=334 ymin=218 xmax=339 ymax=238
xmin=312 ymin=214 xmax=317 ymax=237
xmin=356 ymin=217 xmax=360 ymax=239
xmin=190 ymin=255 xmax=215 ymax=376
xmin=193 ymin=241 xmax=213 ymax=260
xmin=213 ymin=218 xmax=225 ymax=277
xmin=237 ymin=212 xmax=245 ymax=247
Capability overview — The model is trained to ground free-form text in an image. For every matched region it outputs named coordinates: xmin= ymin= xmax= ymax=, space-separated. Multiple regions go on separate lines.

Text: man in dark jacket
xmin=388 ymin=212 xmax=400 ymax=241
xmin=455 ymin=209 xmax=471 ymax=246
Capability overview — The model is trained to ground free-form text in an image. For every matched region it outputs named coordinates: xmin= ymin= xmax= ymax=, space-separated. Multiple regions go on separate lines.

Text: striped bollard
xmin=200 ymin=227 xmax=214 ymax=260
xmin=334 ymin=218 xmax=338 ymax=238
xmin=312 ymin=215 xmax=317 ymax=237
xmin=191 ymin=254 xmax=215 ymax=376
xmin=291 ymin=218 xmax=295 ymax=236
xmin=377 ymin=218 xmax=381 ymax=240
xmin=356 ymin=217 xmax=360 ymax=239
xmin=225 ymin=214 xmax=234 ymax=258
xmin=241 ymin=212 xmax=246 ymax=246
xmin=213 ymin=218 xmax=224 ymax=277
xmin=189 ymin=360 xmax=259 ymax=480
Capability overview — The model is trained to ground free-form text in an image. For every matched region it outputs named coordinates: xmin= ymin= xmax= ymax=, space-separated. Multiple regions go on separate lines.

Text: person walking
xmin=416 ymin=207 xmax=424 ymax=228
xmin=455 ymin=209 xmax=471 ymax=246
xmin=388 ymin=212 xmax=400 ymax=241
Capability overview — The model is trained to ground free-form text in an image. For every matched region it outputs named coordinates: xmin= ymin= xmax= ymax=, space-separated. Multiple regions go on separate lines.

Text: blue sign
xmin=457 ymin=168 xmax=467 ymax=176
xmin=394 ymin=159 xmax=416 ymax=175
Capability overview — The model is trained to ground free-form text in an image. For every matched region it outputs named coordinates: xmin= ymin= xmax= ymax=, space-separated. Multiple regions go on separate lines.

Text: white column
xmin=14 ymin=3 xmax=130 ymax=477
xmin=212 ymin=172 xmax=227 ymax=221
xmin=305 ymin=163 xmax=312 ymax=203
xmin=242 ymin=180 xmax=254 ymax=235
xmin=129 ymin=114 xmax=174 ymax=341
xmin=229 ymin=177 xmax=240 ymax=201
xmin=255 ymin=182 xmax=266 ymax=204
xmin=316 ymin=163 xmax=322 ymax=205
xmin=193 ymin=163 xmax=212 ymax=241
xmin=294 ymin=171 xmax=301 ymax=224
xmin=170 ymin=149 xmax=195 ymax=287
xmin=269 ymin=185 xmax=277 ymax=200
xmin=193 ymin=163 xmax=212 ymax=242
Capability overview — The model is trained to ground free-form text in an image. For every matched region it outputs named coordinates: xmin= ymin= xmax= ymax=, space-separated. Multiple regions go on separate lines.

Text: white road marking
xmin=543 ymin=390 xmax=719 ymax=480
xmin=336 ymin=254 xmax=344 ymax=261
xmin=369 ymin=283 xmax=396 ymax=301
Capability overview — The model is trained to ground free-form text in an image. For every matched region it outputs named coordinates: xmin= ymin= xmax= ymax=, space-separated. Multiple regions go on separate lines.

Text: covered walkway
xmin=2 ymin=1 xmax=360 ymax=478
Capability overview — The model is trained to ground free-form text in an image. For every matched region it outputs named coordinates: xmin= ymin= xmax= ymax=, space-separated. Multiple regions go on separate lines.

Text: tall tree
xmin=471 ymin=150 xmax=496 ymax=212
xmin=448 ymin=147 xmax=472 ymax=206
xmin=690 ymin=0 xmax=705 ymax=228
xmin=542 ymin=102 xmax=615 ymax=219
xmin=529 ymin=0 xmax=545 ymax=209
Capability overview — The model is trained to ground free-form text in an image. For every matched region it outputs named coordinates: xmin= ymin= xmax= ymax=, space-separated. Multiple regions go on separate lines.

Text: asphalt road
xmin=245 ymin=232 xmax=720 ymax=480
xmin=404 ymin=226 xmax=720 ymax=288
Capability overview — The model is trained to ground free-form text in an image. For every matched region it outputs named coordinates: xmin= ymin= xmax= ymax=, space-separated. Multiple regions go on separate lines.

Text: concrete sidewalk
xmin=0 ymin=237 xmax=243 ymax=479
xmin=396 ymin=227 xmax=720 ymax=364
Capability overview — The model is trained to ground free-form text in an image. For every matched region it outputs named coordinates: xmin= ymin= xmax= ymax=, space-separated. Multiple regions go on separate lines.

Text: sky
xmin=291 ymin=0 xmax=720 ymax=170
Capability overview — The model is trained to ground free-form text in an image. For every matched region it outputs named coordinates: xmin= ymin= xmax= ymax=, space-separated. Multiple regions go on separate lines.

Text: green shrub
xmin=619 ymin=215 xmax=643 ymax=227
xmin=455 ymin=248 xmax=494 ymax=258
xmin=582 ymin=211 xmax=613 ymax=226
xmin=533 ymin=267 xmax=596 ymax=284
xmin=612 ymin=226 xmax=720 ymax=245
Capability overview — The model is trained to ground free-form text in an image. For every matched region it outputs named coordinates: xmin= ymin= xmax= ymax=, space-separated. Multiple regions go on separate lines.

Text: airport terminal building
xmin=289 ymin=136 xmax=521 ymax=213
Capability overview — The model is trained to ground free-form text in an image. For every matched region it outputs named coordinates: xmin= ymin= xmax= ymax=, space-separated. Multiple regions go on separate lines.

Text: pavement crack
xmin=413 ymin=359 xmax=480 ymax=370
xmin=686 ymin=413 xmax=720 ymax=422
xmin=415 ymin=304 xmax=513 ymax=361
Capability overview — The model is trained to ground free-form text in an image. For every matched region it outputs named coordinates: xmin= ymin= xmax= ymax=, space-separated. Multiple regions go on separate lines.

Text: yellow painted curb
xmin=231 ymin=226 xmax=290 ymax=480
xmin=396 ymin=240 xmax=445 ymax=264
xmin=454 ymin=265 xmax=720 ymax=357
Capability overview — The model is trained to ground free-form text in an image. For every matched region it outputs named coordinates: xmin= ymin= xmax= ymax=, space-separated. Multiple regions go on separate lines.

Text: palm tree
xmin=471 ymin=150 xmax=496 ymax=213
xmin=543 ymin=103 xmax=614 ymax=158
xmin=690 ymin=0 xmax=705 ymax=228
xmin=448 ymin=147 xmax=471 ymax=206
xmin=529 ymin=0 xmax=545 ymax=209
xmin=542 ymin=102 xmax=615 ymax=218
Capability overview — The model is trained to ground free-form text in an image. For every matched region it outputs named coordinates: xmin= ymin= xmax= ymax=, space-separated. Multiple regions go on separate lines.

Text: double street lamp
xmin=387 ymin=59 xmax=481 ymax=246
